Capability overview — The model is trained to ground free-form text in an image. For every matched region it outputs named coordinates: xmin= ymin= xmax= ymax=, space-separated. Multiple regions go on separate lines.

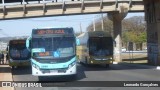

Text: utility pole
xmin=93 ymin=18 xmax=96 ymax=31
xmin=101 ymin=13 xmax=104 ymax=31
xmin=0 ymin=29 xmax=2 ymax=52
xmin=79 ymin=22 xmax=82 ymax=34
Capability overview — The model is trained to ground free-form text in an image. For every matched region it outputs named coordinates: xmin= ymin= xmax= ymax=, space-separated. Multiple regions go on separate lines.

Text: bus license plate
xmin=50 ymin=70 xmax=58 ymax=73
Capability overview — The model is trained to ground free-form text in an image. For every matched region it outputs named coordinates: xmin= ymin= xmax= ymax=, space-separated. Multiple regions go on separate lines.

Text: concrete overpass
xmin=0 ymin=0 xmax=144 ymax=64
xmin=1 ymin=0 xmax=159 ymax=66
xmin=0 ymin=0 xmax=144 ymax=20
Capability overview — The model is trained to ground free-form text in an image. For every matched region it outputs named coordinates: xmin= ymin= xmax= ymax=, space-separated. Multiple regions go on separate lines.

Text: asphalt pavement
xmin=12 ymin=62 xmax=160 ymax=90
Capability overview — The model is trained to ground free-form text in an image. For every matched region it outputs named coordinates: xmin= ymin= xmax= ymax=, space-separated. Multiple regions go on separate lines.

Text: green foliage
xmin=122 ymin=31 xmax=147 ymax=44
xmin=87 ymin=15 xmax=113 ymax=36
xmin=122 ymin=16 xmax=146 ymax=44
xmin=87 ymin=15 xmax=147 ymax=45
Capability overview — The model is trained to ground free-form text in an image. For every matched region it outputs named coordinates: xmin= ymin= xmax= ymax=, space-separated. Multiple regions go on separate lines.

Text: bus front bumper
xmin=32 ymin=64 xmax=77 ymax=76
xmin=89 ymin=59 xmax=112 ymax=64
xmin=88 ymin=56 xmax=113 ymax=64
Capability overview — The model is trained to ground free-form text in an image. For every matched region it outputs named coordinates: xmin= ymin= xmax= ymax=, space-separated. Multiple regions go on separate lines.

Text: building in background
xmin=0 ymin=41 xmax=8 ymax=52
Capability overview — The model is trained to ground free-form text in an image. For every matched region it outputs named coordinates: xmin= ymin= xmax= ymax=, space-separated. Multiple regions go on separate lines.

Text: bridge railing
xmin=0 ymin=0 xmax=143 ymax=6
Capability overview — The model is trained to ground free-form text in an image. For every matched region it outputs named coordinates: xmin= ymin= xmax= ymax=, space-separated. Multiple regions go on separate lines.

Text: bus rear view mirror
xmin=76 ymin=38 xmax=80 ymax=46
xmin=26 ymin=37 xmax=31 ymax=51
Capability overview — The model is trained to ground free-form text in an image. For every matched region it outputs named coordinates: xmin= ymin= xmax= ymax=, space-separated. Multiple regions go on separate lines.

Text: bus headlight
xmin=68 ymin=64 xmax=72 ymax=69
xmin=68 ymin=61 xmax=76 ymax=69
xmin=32 ymin=63 xmax=40 ymax=70
xmin=9 ymin=59 xmax=13 ymax=62
xmin=32 ymin=63 xmax=36 ymax=67
xmin=35 ymin=65 xmax=40 ymax=70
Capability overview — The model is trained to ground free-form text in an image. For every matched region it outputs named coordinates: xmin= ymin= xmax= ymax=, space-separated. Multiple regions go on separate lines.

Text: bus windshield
xmin=89 ymin=37 xmax=113 ymax=56
xmin=32 ymin=37 xmax=75 ymax=59
xmin=9 ymin=43 xmax=31 ymax=60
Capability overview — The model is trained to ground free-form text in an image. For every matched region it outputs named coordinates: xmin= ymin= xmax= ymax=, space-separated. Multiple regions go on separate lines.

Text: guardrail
xmin=0 ymin=0 xmax=144 ymax=20
xmin=0 ymin=0 xmax=143 ymax=6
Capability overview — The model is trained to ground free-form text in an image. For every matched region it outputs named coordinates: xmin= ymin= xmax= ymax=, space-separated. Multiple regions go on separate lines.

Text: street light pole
xmin=101 ymin=13 xmax=104 ymax=31
xmin=93 ymin=17 xmax=96 ymax=31
xmin=0 ymin=29 xmax=2 ymax=52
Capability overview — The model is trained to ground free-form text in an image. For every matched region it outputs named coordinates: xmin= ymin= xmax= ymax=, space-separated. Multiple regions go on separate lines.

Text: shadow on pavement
xmin=0 ymin=66 xmax=11 ymax=73
xmin=11 ymin=66 xmax=32 ymax=75
xmin=78 ymin=61 xmax=155 ymax=71
xmin=110 ymin=63 xmax=156 ymax=70
xmin=79 ymin=62 xmax=112 ymax=71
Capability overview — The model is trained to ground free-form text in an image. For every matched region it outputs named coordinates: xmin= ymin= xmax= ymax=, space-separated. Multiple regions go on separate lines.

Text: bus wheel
xmin=85 ymin=57 xmax=88 ymax=64
xmin=70 ymin=74 xmax=77 ymax=81
xmin=38 ymin=76 xmax=45 ymax=81
xmin=12 ymin=66 xmax=17 ymax=69
xmin=78 ymin=60 xmax=81 ymax=64
xmin=11 ymin=66 xmax=14 ymax=70
xmin=84 ymin=57 xmax=88 ymax=66
xmin=106 ymin=64 xmax=110 ymax=68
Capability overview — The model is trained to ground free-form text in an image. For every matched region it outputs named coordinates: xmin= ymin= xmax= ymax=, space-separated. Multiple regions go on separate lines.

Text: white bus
xmin=26 ymin=27 xmax=77 ymax=80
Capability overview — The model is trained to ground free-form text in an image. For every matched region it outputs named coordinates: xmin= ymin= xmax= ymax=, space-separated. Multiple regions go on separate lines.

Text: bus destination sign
xmin=34 ymin=30 xmax=65 ymax=35
xmin=11 ymin=41 xmax=25 ymax=44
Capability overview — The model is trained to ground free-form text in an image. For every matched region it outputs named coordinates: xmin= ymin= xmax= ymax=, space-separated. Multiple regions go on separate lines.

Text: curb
xmin=0 ymin=65 xmax=14 ymax=90
xmin=113 ymin=62 xmax=158 ymax=69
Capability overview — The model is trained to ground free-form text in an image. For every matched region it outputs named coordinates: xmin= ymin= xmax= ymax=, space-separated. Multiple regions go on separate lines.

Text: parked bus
xmin=8 ymin=39 xmax=31 ymax=69
xmin=76 ymin=31 xmax=113 ymax=67
xmin=26 ymin=27 xmax=77 ymax=78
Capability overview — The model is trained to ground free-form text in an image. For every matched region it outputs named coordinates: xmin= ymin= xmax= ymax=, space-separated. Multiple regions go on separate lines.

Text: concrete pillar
xmin=108 ymin=4 xmax=128 ymax=62
xmin=113 ymin=15 xmax=122 ymax=62
xmin=144 ymin=0 xmax=160 ymax=65
xmin=108 ymin=12 xmax=126 ymax=62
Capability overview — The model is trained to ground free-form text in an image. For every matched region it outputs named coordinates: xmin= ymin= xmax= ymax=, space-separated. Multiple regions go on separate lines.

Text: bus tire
xmin=12 ymin=66 xmax=17 ymax=70
xmin=11 ymin=66 xmax=14 ymax=70
xmin=78 ymin=60 xmax=81 ymax=64
xmin=70 ymin=74 xmax=77 ymax=81
xmin=106 ymin=64 xmax=110 ymax=68
xmin=38 ymin=76 xmax=45 ymax=81
xmin=85 ymin=57 xmax=88 ymax=65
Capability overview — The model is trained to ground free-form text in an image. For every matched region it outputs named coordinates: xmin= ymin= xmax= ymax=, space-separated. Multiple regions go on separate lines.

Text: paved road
xmin=12 ymin=63 xmax=160 ymax=90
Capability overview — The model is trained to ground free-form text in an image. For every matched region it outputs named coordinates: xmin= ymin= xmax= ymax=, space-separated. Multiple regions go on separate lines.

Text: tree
xmin=122 ymin=16 xmax=146 ymax=50
xmin=87 ymin=15 xmax=146 ymax=50
xmin=87 ymin=15 xmax=113 ymax=36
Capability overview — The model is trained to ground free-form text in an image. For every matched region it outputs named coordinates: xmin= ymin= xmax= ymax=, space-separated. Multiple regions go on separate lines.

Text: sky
xmin=0 ymin=12 xmax=144 ymax=37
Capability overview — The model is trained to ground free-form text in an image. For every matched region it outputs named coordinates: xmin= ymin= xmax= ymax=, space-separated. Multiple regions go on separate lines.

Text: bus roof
xmin=77 ymin=31 xmax=112 ymax=38
xmin=32 ymin=27 xmax=75 ymax=36
xmin=9 ymin=39 xmax=27 ymax=41
xmin=33 ymin=27 xmax=73 ymax=30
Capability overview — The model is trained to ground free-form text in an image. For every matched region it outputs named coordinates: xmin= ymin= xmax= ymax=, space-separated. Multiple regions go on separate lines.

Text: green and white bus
xmin=26 ymin=27 xmax=77 ymax=77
